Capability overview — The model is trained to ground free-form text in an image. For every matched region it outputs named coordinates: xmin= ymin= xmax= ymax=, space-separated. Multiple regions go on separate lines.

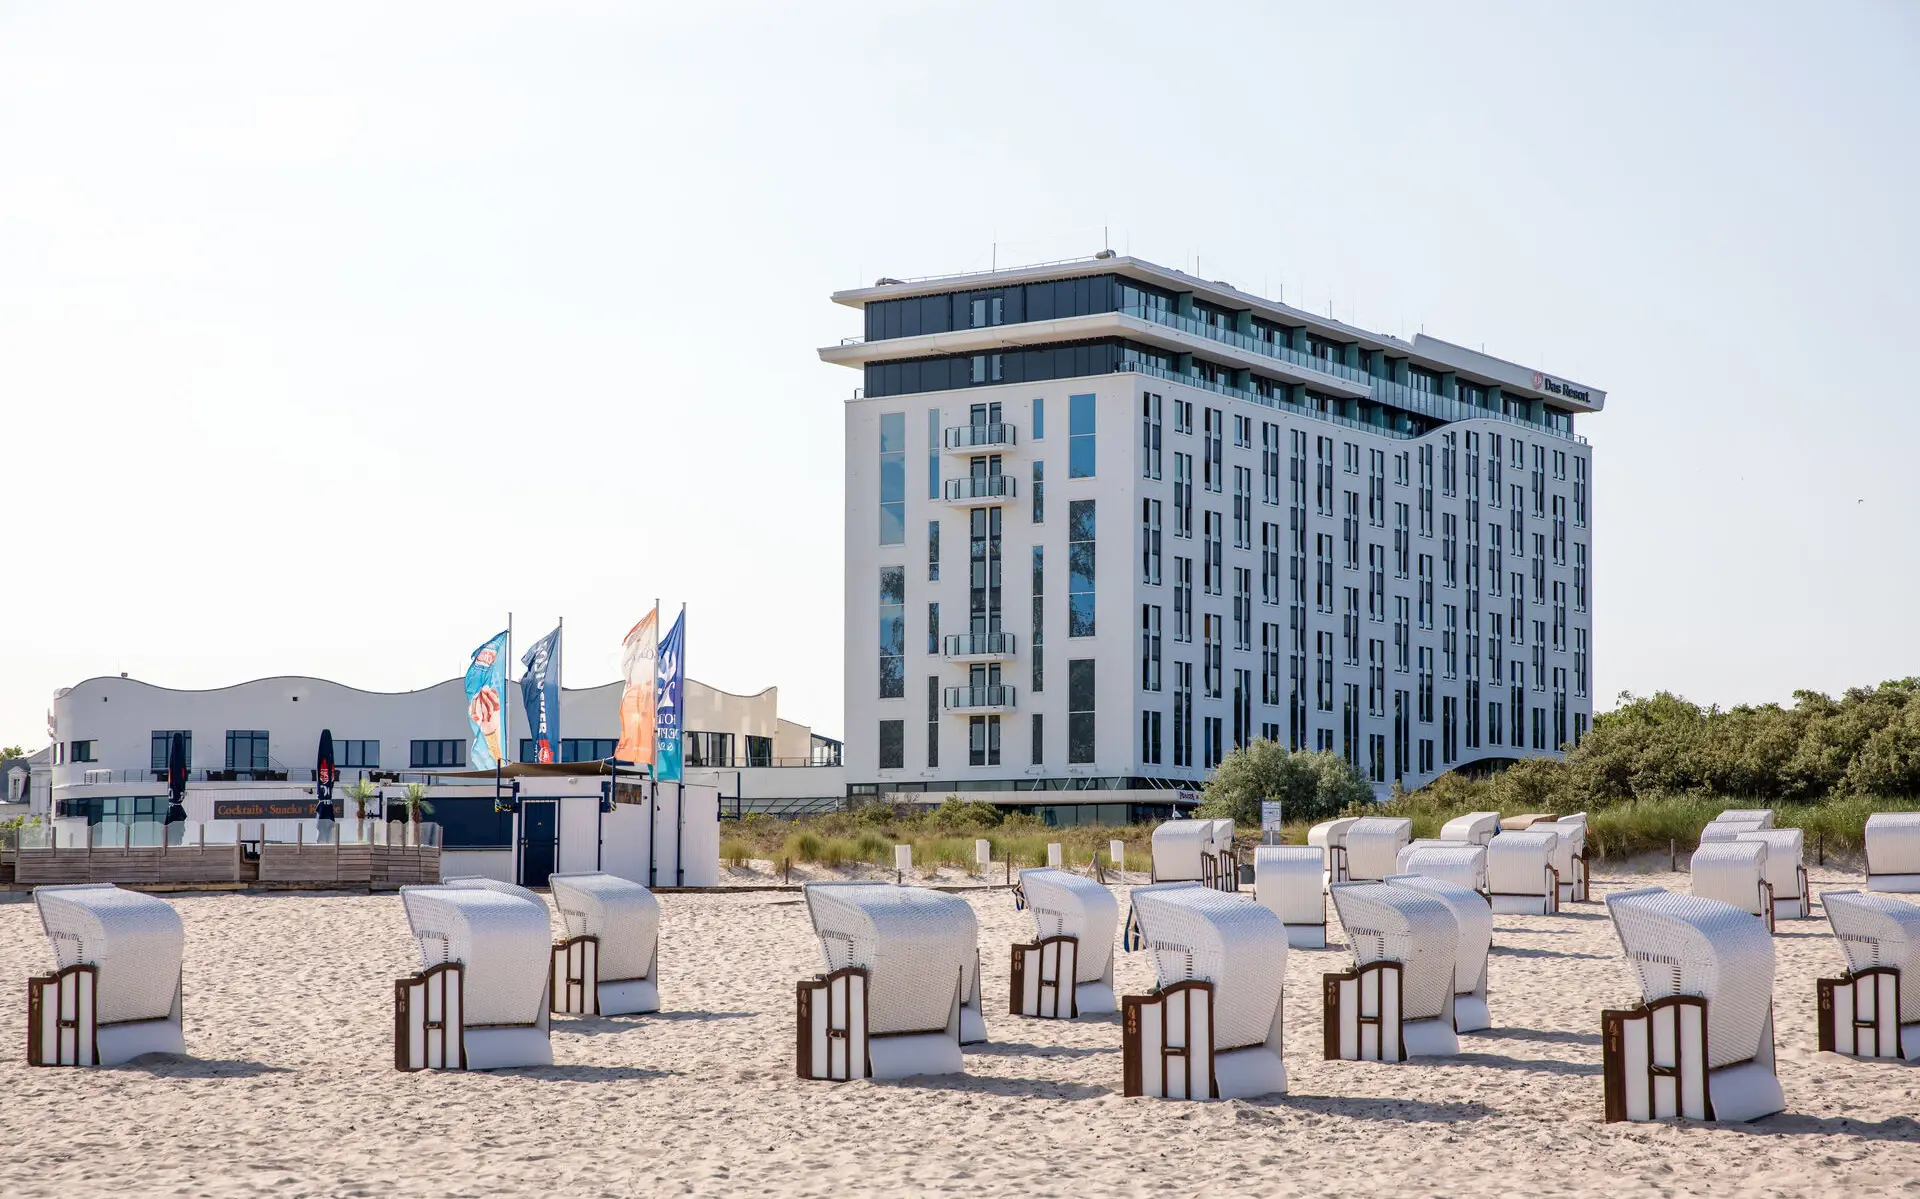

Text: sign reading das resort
xmin=212 ymin=798 xmax=320 ymax=820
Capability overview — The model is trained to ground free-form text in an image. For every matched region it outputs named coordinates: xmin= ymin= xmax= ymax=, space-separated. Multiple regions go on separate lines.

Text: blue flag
xmin=654 ymin=610 xmax=685 ymax=782
xmin=520 ymin=626 xmax=562 ymax=764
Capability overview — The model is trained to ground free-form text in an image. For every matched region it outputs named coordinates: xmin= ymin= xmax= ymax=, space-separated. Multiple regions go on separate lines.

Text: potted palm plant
xmin=399 ymin=783 xmax=434 ymax=828
xmin=343 ymin=779 xmax=378 ymax=822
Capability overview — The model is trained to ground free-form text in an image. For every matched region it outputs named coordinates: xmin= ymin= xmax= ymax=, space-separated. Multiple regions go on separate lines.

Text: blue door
xmin=519 ymin=801 xmax=558 ymax=887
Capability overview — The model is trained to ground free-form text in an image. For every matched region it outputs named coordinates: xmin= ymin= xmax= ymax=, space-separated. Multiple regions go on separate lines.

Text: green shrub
xmin=783 ymin=831 xmax=824 ymax=862
xmin=853 ymin=831 xmax=890 ymax=861
xmin=720 ymin=838 xmax=755 ymax=867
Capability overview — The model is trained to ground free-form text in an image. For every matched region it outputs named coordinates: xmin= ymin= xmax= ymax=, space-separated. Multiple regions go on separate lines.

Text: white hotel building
xmin=823 ymin=255 xmax=1601 ymax=823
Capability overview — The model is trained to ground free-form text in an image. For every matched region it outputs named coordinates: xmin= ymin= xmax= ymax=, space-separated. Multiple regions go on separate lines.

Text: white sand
xmin=3 ymin=868 xmax=1917 ymax=1197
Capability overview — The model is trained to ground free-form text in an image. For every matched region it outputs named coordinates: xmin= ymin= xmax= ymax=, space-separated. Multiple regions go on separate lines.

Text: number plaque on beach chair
xmin=796 ymin=966 xmax=870 ymax=1081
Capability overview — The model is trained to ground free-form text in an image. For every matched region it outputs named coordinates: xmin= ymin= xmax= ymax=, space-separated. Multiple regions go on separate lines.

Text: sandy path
xmin=1 ymin=868 xmax=1916 ymax=1197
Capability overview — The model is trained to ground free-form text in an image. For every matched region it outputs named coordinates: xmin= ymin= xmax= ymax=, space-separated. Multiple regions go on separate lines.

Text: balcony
xmin=943 ymin=474 xmax=1016 ymax=504
xmin=945 ymin=684 xmax=1017 ymax=713
xmin=943 ymin=422 xmax=1017 ymax=453
xmin=943 ymin=631 xmax=1017 ymax=661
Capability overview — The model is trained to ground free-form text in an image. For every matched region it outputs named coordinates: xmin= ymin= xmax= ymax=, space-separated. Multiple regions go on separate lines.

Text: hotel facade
xmin=823 ymin=255 xmax=1601 ymax=822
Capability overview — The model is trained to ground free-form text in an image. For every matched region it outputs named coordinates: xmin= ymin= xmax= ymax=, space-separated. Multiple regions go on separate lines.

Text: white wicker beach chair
xmin=1487 ymin=828 xmax=1560 ymax=914
xmin=547 ymin=873 xmax=660 ymax=1016
xmin=1396 ymin=843 xmax=1489 ymax=894
xmin=1717 ymin=809 xmax=1775 ymax=829
xmin=1602 ymin=887 xmax=1781 ymax=1122
xmin=1545 ymin=813 xmax=1590 ymax=902
xmin=1121 ymin=882 xmax=1287 ymax=1100
xmin=442 ymin=875 xmax=545 ymax=905
xmin=1011 ymin=868 xmax=1117 ymax=1018
xmin=1690 ymin=841 xmax=1775 ymax=932
xmin=1151 ymin=820 xmax=1214 ymax=884
xmin=396 ymin=885 xmax=553 ymax=1070
xmin=1818 ymin=890 xmax=1920 ymax=1060
xmin=1253 ymin=845 xmax=1327 ymax=948
xmin=1308 ymin=816 xmax=1361 ymax=888
xmin=1344 ymin=817 xmax=1414 ymax=883
xmin=28 ymin=885 xmax=185 ymax=1066
xmin=1698 ymin=820 xmax=1768 ymax=844
xmin=1438 ymin=812 xmax=1502 ymax=846
xmin=799 ymin=883 xmax=983 ymax=1081
xmin=1388 ymin=873 xmax=1494 ymax=1032
xmin=1326 ymin=882 xmax=1460 ymax=1059
xmin=1733 ymin=831 xmax=1809 ymax=922
xmin=1865 ymin=813 xmax=1920 ymax=893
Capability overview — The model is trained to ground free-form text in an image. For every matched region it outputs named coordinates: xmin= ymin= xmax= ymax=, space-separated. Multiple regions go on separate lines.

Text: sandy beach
xmin=3 ymin=867 xmax=1917 ymax=1198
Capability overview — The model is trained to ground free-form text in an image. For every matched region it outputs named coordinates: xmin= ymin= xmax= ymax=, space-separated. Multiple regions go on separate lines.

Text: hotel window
xmin=70 ymin=740 xmax=96 ymax=763
xmin=149 ymin=731 xmax=193 ymax=771
xmin=1418 ymin=648 xmax=1434 ymax=723
xmin=928 ymin=601 xmax=940 ymax=654
xmin=226 ymin=729 xmax=270 ymax=771
xmin=1173 ymin=556 xmax=1193 ymax=641
xmin=928 ymin=520 xmax=940 ymax=581
xmin=1573 ymin=456 xmax=1588 ymax=526
xmin=1202 ymin=715 xmax=1222 ymax=770
xmin=1142 ymin=498 xmax=1162 ymax=584
xmin=1032 ymin=460 xmax=1045 ymax=523
xmin=1203 ymin=409 xmax=1223 ymax=492
xmin=1141 ymin=710 xmax=1162 ymax=765
xmin=1174 ymin=400 xmax=1193 ymax=435
xmin=1173 ymin=453 xmax=1193 ymax=537
xmin=1068 ymin=659 xmax=1096 ymax=764
xmin=1261 ymin=622 xmax=1281 ymax=705
xmin=1574 ymin=542 xmax=1588 ymax=612
xmin=534 ymin=738 xmax=617 ymax=764
xmin=879 ymin=566 xmax=906 ymax=699
xmin=337 ymin=739 xmax=379 ymax=768
xmin=1069 ymin=499 xmax=1096 ymax=636
xmin=878 ymin=720 xmax=904 ymax=770
xmin=410 ymin=739 xmax=464 ymax=769
xmin=1141 ymin=604 xmax=1163 ymax=691
xmin=1233 ymin=568 xmax=1251 ymax=650
xmin=1033 ymin=397 xmax=1045 ymax=439
xmin=1031 ymin=713 xmax=1044 ymax=765
xmin=1235 ymin=468 xmax=1253 ymax=549
xmin=968 ymin=714 xmax=1000 ymax=767
xmin=1031 ymin=546 xmax=1045 ymax=692
xmin=879 ymin=413 xmax=905 ymax=545
xmin=927 ymin=678 xmax=939 ymax=768
xmin=1318 ymin=631 xmax=1336 ymax=713
xmin=1069 ymin=393 xmax=1097 ymax=478
xmin=1142 ymin=393 xmax=1163 ymax=480
xmin=1261 ymin=422 xmax=1281 ymax=505
xmin=927 ymin=409 xmax=940 ymax=499
xmin=1173 ymin=662 xmax=1193 ymax=767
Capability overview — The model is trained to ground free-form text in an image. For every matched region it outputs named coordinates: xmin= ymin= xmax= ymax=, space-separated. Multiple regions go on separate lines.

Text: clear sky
xmin=2 ymin=1 xmax=1915 ymax=751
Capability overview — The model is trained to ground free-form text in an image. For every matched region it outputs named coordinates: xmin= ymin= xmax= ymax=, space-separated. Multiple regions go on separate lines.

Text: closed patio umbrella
xmin=164 ymin=733 xmax=188 ymax=844
xmin=315 ymin=729 xmax=337 ymax=837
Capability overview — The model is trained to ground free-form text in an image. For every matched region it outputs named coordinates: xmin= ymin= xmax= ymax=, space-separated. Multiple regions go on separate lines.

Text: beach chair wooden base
xmin=1122 ymin=980 xmax=1216 ymax=1099
xmin=1603 ymin=995 xmax=1709 ymax=1120
xmin=395 ymin=962 xmax=464 ymax=1071
xmin=1323 ymin=961 xmax=1405 ymax=1061
xmin=1010 ymin=934 xmax=1079 ymax=1019
xmin=1202 ymin=850 xmax=1240 ymax=893
xmin=1818 ymin=967 xmax=1918 ymax=1060
xmin=551 ymin=935 xmax=599 ymax=1015
xmin=27 ymin=964 xmax=97 ymax=1067
xmin=797 ymin=966 xmax=869 ymax=1081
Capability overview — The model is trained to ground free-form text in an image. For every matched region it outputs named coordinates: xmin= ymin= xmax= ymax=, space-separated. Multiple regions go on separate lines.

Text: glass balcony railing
xmin=1116 ymin=304 xmax=1586 ymax=444
xmin=1119 ymin=304 xmax=1373 ymax=387
xmin=945 ymin=684 xmax=1017 ymax=711
xmin=943 ymin=423 xmax=1017 ymax=451
xmin=1119 ymin=359 xmax=1586 ymax=445
xmin=943 ymin=631 xmax=1016 ymax=657
xmin=944 ymin=475 xmax=1016 ymax=502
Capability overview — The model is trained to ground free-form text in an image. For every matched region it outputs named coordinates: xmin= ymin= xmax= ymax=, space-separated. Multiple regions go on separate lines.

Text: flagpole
xmin=505 ymin=613 xmax=514 ymax=764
